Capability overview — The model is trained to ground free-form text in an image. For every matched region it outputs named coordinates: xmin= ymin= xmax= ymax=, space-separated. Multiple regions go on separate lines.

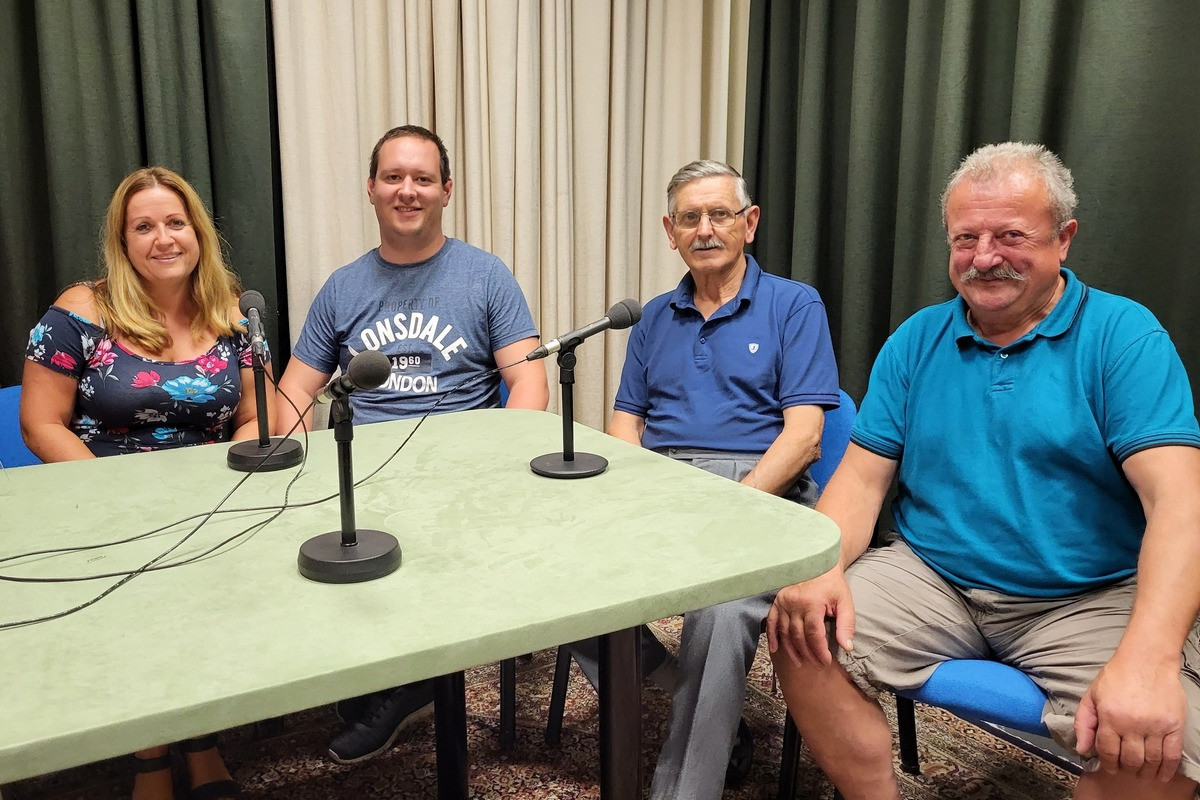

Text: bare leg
xmin=772 ymin=649 xmax=901 ymax=800
xmin=184 ymin=745 xmax=234 ymax=792
xmin=1075 ymin=770 xmax=1197 ymax=800
xmin=131 ymin=745 xmax=172 ymax=800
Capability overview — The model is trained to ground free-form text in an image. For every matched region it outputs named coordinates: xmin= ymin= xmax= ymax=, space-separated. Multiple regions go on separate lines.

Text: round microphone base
xmin=530 ymin=451 xmax=608 ymax=479
xmin=227 ymin=437 xmax=304 ymax=472
xmin=297 ymin=530 xmax=401 ymax=583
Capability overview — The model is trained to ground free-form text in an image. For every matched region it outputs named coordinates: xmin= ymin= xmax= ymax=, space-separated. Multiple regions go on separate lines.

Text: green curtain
xmin=0 ymin=0 xmax=285 ymax=387
xmin=744 ymin=0 xmax=1200 ymax=404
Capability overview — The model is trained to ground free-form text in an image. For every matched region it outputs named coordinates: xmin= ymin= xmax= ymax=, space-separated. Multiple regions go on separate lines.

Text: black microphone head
xmin=239 ymin=290 xmax=266 ymax=317
xmin=606 ymin=298 xmax=643 ymax=330
xmin=346 ymin=350 xmax=393 ymax=391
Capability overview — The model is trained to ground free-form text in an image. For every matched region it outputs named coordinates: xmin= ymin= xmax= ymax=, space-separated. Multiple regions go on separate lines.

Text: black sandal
xmin=131 ymin=749 xmax=176 ymax=796
xmin=131 ymin=750 xmax=172 ymax=775
xmin=179 ymin=735 xmax=239 ymax=800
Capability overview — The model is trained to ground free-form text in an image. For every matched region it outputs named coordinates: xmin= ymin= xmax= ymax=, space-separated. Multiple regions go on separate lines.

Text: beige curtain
xmin=272 ymin=0 xmax=750 ymax=429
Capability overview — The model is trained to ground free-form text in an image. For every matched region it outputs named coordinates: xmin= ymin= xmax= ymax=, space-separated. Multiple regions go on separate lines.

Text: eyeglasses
xmin=671 ymin=206 xmax=749 ymax=229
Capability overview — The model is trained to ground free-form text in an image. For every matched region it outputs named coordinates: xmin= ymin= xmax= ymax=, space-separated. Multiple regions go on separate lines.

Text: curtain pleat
xmin=746 ymin=0 xmax=1200 ymax=403
xmin=0 ymin=0 xmax=283 ymax=386
xmin=271 ymin=0 xmax=751 ymax=430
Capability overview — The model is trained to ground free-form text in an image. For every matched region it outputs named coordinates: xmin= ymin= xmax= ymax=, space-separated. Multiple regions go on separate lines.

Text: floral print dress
xmin=25 ymin=306 xmax=255 ymax=456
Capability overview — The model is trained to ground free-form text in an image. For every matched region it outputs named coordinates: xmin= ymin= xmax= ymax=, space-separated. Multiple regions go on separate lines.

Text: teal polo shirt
xmin=853 ymin=268 xmax=1200 ymax=597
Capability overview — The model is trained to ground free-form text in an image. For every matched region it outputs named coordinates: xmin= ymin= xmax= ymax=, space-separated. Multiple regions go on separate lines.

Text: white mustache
xmin=961 ymin=265 xmax=1027 ymax=283
xmin=690 ymin=237 xmax=724 ymax=252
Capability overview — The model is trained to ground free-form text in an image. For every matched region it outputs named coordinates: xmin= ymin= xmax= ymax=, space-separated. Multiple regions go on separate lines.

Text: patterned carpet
xmin=9 ymin=620 xmax=1077 ymax=799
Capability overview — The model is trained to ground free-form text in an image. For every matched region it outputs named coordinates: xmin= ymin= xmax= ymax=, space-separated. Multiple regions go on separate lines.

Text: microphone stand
xmin=297 ymin=395 xmax=401 ymax=583
xmin=530 ymin=344 xmax=608 ymax=479
xmin=227 ymin=349 xmax=303 ymax=471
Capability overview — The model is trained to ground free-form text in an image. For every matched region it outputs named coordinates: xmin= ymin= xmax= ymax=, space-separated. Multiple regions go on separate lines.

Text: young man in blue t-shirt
xmin=275 ymin=125 xmax=547 ymax=431
xmin=275 ymin=125 xmax=548 ymax=765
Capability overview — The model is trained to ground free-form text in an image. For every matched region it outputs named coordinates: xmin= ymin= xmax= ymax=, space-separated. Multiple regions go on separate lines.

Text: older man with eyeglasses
xmin=567 ymin=160 xmax=840 ymax=797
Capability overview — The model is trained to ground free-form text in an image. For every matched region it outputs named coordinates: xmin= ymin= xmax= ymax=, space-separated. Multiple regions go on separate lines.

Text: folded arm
xmin=741 ymin=404 xmax=824 ymax=496
xmin=607 ymin=409 xmax=645 ymax=446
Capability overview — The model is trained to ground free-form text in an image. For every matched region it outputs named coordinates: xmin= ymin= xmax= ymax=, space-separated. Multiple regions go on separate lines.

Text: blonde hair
xmin=94 ymin=167 xmax=242 ymax=353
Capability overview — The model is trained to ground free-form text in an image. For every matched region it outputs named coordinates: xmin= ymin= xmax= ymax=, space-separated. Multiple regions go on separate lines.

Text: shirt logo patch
xmin=748 ymin=343 xmax=759 ymax=354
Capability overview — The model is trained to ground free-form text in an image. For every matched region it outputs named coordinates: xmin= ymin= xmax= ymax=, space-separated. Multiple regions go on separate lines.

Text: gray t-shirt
xmin=293 ymin=239 xmax=538 ymax=423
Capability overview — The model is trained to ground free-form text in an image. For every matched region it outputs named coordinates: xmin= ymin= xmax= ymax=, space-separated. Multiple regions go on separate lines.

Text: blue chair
xmin=892 ymin=660 xmax=1060 ymax=776
xmin=810 ymin=389 xmax=856 ymax=493
xmin=0 ymin=386 xmax=41 ymax=469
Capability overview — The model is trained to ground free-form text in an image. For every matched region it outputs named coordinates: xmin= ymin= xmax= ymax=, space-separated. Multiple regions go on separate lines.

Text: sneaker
xmin=335 ymin=691 xmax=376 ymax=725
xmin=328 ymin=682 xmax=436 ymax=764
xmin=724 ymin=718 xmax=754 ymax=787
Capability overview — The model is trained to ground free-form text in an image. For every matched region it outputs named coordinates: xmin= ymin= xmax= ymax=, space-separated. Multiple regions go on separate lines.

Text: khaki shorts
xmin=837 ymin=540 xmax=1200 ymax=785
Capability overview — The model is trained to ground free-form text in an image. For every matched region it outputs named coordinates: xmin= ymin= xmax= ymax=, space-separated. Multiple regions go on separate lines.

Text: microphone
xmin=239 ymin=290 xmax=267 ymax=362
xmin=526 ymin=299 xmax=642 ymax=361
xmin=297 ymin=349 xmax=400 ymax=583
xmin=227 ymin=288 xmax=303 ymax=472
xmin=317 ymin=350 xmax=393 ymax=403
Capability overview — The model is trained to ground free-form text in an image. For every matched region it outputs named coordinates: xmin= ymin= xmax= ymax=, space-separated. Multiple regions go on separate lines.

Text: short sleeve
xmin=613 ymin=319 xmax=649 ymax=417
xmin=777 ymin=299 xmax=839 ymax=409
xmin=1102 ymin=330 xmax=1200 ymax=460
xmin=25 ymin=306 xmax=100 ymax=380
xmin=850 ymin=330 xmax=909 ymax=460
xmin=291 ymin=280 xmax=341 ymax=374
xmin=486 ymin=264 xmax=539 ymax=351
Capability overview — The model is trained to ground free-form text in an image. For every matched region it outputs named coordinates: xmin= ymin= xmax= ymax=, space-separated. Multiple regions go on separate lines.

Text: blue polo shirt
xmin=614 ymin=255 xmax=839 ymax=452
xmin=853 ymin=268 xmax=1200 ymax=597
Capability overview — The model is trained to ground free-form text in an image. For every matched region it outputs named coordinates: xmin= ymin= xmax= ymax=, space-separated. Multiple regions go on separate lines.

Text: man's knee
xmin=1075 ymin=768 xmax=1198 ymax=800
xmin=684 ymin=595 xmax=770 ymax=645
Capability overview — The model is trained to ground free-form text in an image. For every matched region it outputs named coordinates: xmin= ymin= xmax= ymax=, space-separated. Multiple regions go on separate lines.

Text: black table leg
xmin=499 ymin=657 xmax=516 ymax=751
xmin=433 ymin=671 xmax=468 ymax=800
xmin=599 ymin=626 xmax=642 ymax=799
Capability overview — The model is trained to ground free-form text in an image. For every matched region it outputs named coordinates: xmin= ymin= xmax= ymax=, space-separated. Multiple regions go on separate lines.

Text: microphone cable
xmin=0 ymin=376 xmax=316 ymax=628
xmin=0 ymin=356 xmax=529 ymax=628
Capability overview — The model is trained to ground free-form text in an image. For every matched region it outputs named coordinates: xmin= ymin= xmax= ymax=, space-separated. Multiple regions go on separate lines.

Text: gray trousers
xmin=571 ymin=449 xmax=815 ymax=800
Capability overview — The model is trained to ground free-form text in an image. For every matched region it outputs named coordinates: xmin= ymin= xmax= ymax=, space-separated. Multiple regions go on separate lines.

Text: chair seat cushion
xmin=896 ymin=659 xmax=1050 ymax=735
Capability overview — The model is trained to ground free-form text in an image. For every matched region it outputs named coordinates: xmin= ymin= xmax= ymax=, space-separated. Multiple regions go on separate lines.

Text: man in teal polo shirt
xmin=572 ymin=159 xmax=840 ymax=798
xmin=768 ymin=142 xmax=1200 ymax=800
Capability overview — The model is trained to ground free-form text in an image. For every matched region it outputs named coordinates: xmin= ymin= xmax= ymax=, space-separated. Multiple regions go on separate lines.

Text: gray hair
xmin=666 ymin=160 xmax=752 ymax=216
xmin=941 ymin=142 xmax=1077 ymax=233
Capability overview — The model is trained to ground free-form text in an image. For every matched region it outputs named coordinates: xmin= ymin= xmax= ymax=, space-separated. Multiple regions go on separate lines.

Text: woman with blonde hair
xmin=21 ymin=166 xmax=260 ymax=798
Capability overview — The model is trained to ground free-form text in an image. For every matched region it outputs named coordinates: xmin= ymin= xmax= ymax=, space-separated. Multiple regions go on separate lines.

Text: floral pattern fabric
xmin=25 ymin=305 xmax=255 ymax=456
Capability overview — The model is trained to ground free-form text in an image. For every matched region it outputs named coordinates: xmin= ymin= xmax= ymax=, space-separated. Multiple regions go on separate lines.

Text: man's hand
xmin=1074 ymin=651 xmax=1187 ymax=782
xmin=767 ymin=566 xmax=856 ymax=666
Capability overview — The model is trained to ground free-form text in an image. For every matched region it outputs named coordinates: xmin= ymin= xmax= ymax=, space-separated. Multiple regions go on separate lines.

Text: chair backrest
xmin=0 ymin=385 xmax=42 ymax=468
xmin=809 ymin=389 xmax=856 ymax=493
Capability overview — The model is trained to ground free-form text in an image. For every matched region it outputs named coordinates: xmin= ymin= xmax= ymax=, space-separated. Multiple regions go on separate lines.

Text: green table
xmin=0 ymin=409 xmax=839 ymax=798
